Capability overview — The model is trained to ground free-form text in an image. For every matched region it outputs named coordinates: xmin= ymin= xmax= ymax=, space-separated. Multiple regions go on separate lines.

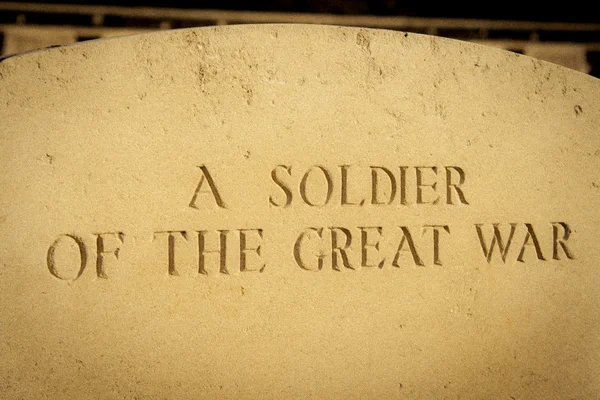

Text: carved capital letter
xmin=552 ymin=222 xmax=575 ymax=260
xmin=47 ymin=234 xmax=88 ymax=281
xmin=423 ymin=225 xmax=450 ymax=266
xmin=189 ymin=165 xmax=227 ymax=209
xmin=153 ymin=231 xmax=189 ymax=276
xmin=239 ymin=229 xmax=266 ymax=273
xmin=95 ymin=232 xmax=125 ymax=279
xmin=294 ymin=228 xmax=325 ymax=271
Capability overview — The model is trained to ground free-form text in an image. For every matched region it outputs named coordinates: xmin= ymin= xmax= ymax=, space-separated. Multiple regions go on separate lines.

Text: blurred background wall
xmin=1 ymin=1 xmax=599 ymax=77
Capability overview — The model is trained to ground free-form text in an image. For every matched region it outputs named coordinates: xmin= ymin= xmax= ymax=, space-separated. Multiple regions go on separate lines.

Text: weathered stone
xmin=1 ymin=25 xmax=599 ymax=398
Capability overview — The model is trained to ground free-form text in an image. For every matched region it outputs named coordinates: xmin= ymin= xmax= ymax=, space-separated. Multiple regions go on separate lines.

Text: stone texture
xmin=1 ymin=25 xmax=599 ymax=399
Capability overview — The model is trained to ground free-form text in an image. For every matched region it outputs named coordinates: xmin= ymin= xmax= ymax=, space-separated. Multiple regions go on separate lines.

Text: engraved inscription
xmin=198 ymin=230 xmax=229 ymax=275
xmin=416 ymin=166 xmax=440 ymax=205
xmin=552 ymin=222 xmax=575 ymax=260
xmin=189 ymin=165 xmax=227 ymax=209
xmin=239 ymin=229 xmax=266 ymax=272
xmin=445 ymin=166 xmax=469 ymax=205
xmin=269 ymin=165 xmax=293 ymax=207
xmin=293 ymin=225 xmax=452 ymax=270
xmin=47 ymin=234 xmax=87 ymax=281
xmin=370 ymin=166 xmax=396 ymax=205
xmin=44 ymin=163 xmax=577 ymax=282
xmin=268 ymin=165 xmax=469 ymax=208
xmin=47 ymin=221 xmax=575 ymax=281
xmin=476 ymin=223 xmax=516 ymax=263
xmin=294 ymin=227 xmax=325 ymax=271
xmin=300 ymin=165 xmax=334 ymax=207
xmin=95 ymin=232 xmax=125 ymax=279
xmin=153 ymin=231 xmax=188 ymax=276
xmin=154 ymin=229 xmax=265 ymax=276
xmin=360 ymin=227 xmax=384 ymax=268
xmin=47 ymin=233 xmax=126 ymax=280
xmin=423 ymin=225 xmax=451 ymax=266
xmin=392 ymin=226 xmax=424 ymax=267
xmin=475 ymin=223 xmax=574 ymax=263
xmin=340 ymin=165 xmax=365 ymax=206
xmin=516 ymin=223 xmax=545 ymax=262
xmin=331 ymin=227 xmax=353 ymax=270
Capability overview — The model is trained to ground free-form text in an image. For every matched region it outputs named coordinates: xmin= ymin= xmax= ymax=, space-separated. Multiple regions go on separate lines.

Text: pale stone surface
xmin=1 ymin=25 xmax=599 ymax=399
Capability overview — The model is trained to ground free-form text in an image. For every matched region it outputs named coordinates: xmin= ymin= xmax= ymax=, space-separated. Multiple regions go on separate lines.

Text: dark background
xmin=7 ymin=0 xmax=600 ymax=23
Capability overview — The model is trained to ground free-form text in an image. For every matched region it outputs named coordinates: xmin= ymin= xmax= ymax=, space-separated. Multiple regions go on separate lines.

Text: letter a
xmin=189 ymin=165 xmax=227 ymax=209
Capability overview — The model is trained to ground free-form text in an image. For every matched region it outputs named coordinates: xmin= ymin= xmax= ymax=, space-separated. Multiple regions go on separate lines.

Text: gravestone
xmin=1 ymin=25 xmax=599 ymax=399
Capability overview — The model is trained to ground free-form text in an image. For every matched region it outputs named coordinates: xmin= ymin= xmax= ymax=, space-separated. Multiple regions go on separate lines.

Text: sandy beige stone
xmin=1 ymin=25 xmax=599 ymax=399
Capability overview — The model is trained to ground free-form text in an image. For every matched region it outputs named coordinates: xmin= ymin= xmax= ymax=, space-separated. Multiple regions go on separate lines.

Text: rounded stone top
xmin=1 ymin=25 xmax=599 ymax=399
